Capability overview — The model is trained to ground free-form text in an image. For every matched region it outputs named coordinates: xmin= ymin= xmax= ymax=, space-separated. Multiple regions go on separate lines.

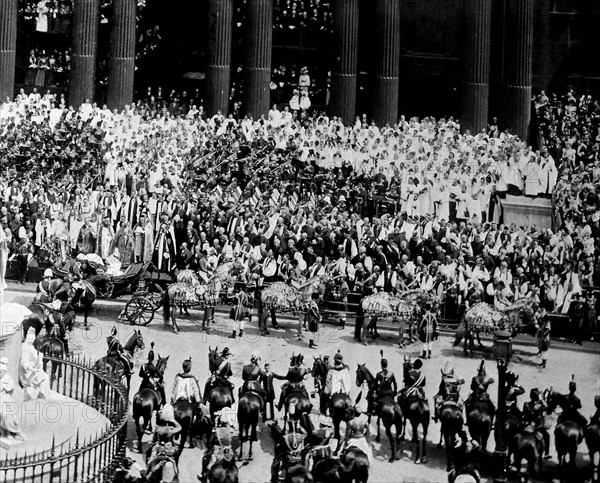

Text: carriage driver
xmin=171 ymin=358 xmax=202 ymax=411
xmin=275 ymin=353 xmax=310 ymax=412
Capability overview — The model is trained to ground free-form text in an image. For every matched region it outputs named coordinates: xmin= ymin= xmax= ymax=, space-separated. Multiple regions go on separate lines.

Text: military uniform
xmin=201 ymin=422 xmax=235 ymax=482
xmin=433 ymin=371 xmax=464 ymax=421
xmin=523 ymin=391 xmax=550 ymax=457
xmin=241 ymin=363 xmax=267 ymax=406
xmin=276 ymin=364 xmax=310 ymax=412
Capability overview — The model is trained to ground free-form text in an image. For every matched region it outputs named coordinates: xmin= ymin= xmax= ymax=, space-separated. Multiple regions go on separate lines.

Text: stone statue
xmin=20 ymin=329 xmax=51 ymax=401
xmin=0 ymin=357 xmax=25 ymax=441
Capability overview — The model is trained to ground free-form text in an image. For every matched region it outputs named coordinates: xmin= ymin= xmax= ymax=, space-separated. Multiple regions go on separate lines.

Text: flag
xmin=249 ymin=187 xmax=261 ymax=207
xmin=232 ymin=186 xmax=243 ymax=203
xmin=213 ymin=186 xmax=223 ymax=199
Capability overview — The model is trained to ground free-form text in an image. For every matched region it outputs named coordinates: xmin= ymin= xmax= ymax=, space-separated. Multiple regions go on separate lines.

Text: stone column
xmin=69 ymin=0 xmax=99 ymax=107
xmin=501 ymin=0 xmax=534 ymax=141
xmin=0 ymin=0 xmax=17 ymax=102
xmin=243 ymin=0 xmax=273 ymax=119
xmin=330 ymin=0 xmax=359 ymax=125
xmin=107 ymin=0 xmax=136 ymax=110
xmin=372 ymin=0 xmax=401 ymax=126
xmin=461 ymin=0 xmax=492 ymax=134
xmin=206 ymin=0 xmax=234 ymax=116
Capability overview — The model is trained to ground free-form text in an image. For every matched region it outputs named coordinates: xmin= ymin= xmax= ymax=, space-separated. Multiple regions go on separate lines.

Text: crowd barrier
xmin=0 ymin=356 xmax=129 ymax=483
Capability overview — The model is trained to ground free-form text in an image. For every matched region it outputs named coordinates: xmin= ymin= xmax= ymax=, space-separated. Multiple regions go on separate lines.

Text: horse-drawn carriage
xmin=52 ymin=256 xmax=166 ymax=326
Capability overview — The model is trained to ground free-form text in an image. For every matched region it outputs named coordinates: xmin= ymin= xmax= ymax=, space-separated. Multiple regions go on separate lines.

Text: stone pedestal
xmin=330 ymin=0 xmax=359 ymax=125
xmin=500 ymin=195 xmax=552 ymax=231
xmin=107 ymin=0 xmax=136 ymax=110
xmin=243 ymin=0 xmax=273 ymax=119
xmin=461 ymin=0 xmax=492 ymax=133
xmin=372 ymin=0 xmax=401 ymax=126
xmin=0 ymin=0 xmax=17 ymax=101
xmin=69 ymin=0 xmax=100 ymax=107
xmin=206 ymin=0 xmax=234 ymax=116
xmin=501 ymin=0 xmax=534 ymax=141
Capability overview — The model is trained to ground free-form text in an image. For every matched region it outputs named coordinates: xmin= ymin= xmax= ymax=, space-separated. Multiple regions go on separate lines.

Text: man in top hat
xmin=20 ymin=328 xmax=51 ymax=400
xmin=433 ymin=360 xmax=464 ymax=423
xmin=171 ymin=358 xmax=202 ymax=410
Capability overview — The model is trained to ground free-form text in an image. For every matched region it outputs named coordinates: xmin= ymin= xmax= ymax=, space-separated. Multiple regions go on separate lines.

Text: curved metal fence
xmin=0 ymin=355 xmax=129 ymax=483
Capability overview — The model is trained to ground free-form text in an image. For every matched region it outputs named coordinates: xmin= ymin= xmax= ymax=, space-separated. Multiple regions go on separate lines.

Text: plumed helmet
xmin=221 ymin=347 xmax=232 ymax=357
xmin=530 ymin=387 xmax=540 ymax=399
xmin=569 ymin=380 xmax=577 ymax=393
xmin=413 ymin=359 xmax=423 ymax=370
xmin=506 ymin=371 xmax=518 ymax=385
xmin=334 ymin=352 xmax=343 ymax=364
xmin=110 ymin=326 xmax=117 ymax=336
xmin=148 ymin=342 xmax=155 ymax=361
xmin=44 ymin=268 xmax=53 ymax=278
xmin=250 ymin=351 xmax=261 ymax=363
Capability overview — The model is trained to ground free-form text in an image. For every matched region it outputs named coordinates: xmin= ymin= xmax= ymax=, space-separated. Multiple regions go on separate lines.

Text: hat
xmin=413 ymin=359 xmax=423 ymax=370
xmin=44 ymin=268 xmax=53 ymax=278
xmin=442 ymin=360 xmax=454 ymax=376
xmin=182 ymin=358 xmax=192 ymax=371
xmin=221 ymin=347 xmax=232 ymax=357
xmin=250 ymin=351 xmax=261 ymax=363
xmin=334 ymin=352 xmax=343 ymax=364
xmin=158 ymin=404 xmax=177 ymax=424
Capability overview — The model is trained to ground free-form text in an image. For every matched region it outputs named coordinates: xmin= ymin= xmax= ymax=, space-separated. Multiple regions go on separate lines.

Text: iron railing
xmin=0 ymin=355 xmax=129 ymax=483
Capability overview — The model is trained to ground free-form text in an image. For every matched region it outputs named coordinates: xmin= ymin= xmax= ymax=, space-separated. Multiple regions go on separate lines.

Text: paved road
xmin=4 ymin=283 xmax=600 ymax=482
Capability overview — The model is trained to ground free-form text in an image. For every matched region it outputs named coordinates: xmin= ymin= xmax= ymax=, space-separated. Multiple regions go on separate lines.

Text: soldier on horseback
xmin=324 ymin=352 xmax=351 ymax=396
xmin=433 ymin=361 xmax=465 ymax=423
xmin=139 ymin=343 xmax=166 ymax=405
xmin=341 ymin=405 xmax=373 ymax=466
xmin=267 ymin=418 xmax=307 ymax=483
xmin=399 ymin=358 xmax=426 ymax=403
xmin=465 ymin=360 xmax=495 ymax=409
xmin=106 ymin=326 xmax=131 ymax=378
xmin=275 ymin=353 xmax=310 ymax=412
xmin=200 ymin=411 xmax=235 ymax=483
xmin=171 ymin=358 xmax=202 ymax=410
xmin=373 ymin=358 xmax=398 ymax=413
xmin=204 ymin=347 xmax=235 ymax=404
xmin=522 ymin=388 xmax=551 ymax=459
xmin=147 ymin=404 xmax=180 ymax=482
xmin=504 ymin=371 xmax=525 ymax=417
xmin=558 ymin=377 xmax=588 ymax=429
xmin=240 ymin=351 xmax=267 ymax=404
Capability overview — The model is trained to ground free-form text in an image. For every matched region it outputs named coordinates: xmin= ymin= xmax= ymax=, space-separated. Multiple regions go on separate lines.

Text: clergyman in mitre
xmin=20 ymin=329 xmax=51 ymax=400
xmin=0 ymin=357 xmax=25 ymax=441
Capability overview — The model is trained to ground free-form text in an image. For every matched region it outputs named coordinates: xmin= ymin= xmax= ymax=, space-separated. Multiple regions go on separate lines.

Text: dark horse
xmin=399 ymin=357 xmax=430 ymax=464
xmin=466 ymin=396 xmax=495 ymax=451
xmin=585 ymin=421 xmax=600 ymax=483
xmin=22 ymin=302 xmax=69 ymax=380
xmin=312 ymin=447 xmax=369 ymax=483
xmin=207 ymin=459 xmax=239 ymax=483
xmin=237 ymin=386 xmax=264 ymax=461
xmin=355 ymin=363 xmax=403 ymax=462
xmin=206 ymin=347 xmax=234 ymax=421
xmin=438 ymin=400 xmax=466 ymax=471
xmin=510 ymin=425 xmax=545 ymax=480
xmin=132 ymin=354 xmax=169 ymax=453
xmin=545 ymin=389 xmax=585 ymax=473
xmin=93 ymin=329 xmax=145 ymax=392
xmin=312 ymin=356 xmax=353 ymax=454
xmin=173 ymin=399 xmax=212 ymax=457
xmin=70 ymin=275 xmax=111 ymax=327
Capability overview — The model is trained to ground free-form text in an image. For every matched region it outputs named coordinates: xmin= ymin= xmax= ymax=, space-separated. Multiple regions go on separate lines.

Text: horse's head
xmin=355 ymin=364 xmax=368 ymax=387
xmin=155 ymin=354 xmax=169 ymax=377
xmin=125 ymin=329 xmax=145 ymax=352
xmin=311 ymin=356 xmax=328 ymax=384
xmin=208 ymin=346 xmax=222 ymax=373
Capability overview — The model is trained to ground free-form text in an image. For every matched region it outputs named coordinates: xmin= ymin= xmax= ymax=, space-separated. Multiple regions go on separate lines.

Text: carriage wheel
xmin=124 ymin=297 xmax=155 ymax=326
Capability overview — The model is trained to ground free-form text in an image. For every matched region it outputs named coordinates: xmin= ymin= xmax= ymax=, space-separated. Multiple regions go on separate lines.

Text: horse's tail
xmin=163 ymin=289 xmax=171 ymax=323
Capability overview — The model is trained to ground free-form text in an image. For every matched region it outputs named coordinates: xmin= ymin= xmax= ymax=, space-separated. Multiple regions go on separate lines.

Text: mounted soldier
xmin=465 ymin=360 xmax=495 ymax=409
xmin=240 ymin=351 xmax=267 ymax=404
xmin=433 ymin=360 xmax=465 ymax=423
xmin=324 ymin=352 xmax=351 ymax=397
xmin=504 ymin=370 xmax=525 ymax=418
xmin=139 ymin=342 xmax=166 ymax=405
xmin=106 ymin=326 xmax=131 ymax=379
xmin=522 ymin=388 xmax=551 ymax=460
xmin=373 ymin=357 xmax=398 ymax=413
xmin=267 ymin=418 xmax=307 ymax=483
xmin=200 ymin=411 xmax=235 ymax=483
xmin=399 ymin=358 xmax=426 ymax=404
xmin=204 ymin=347 xmax=235 ymax=404
xmin=146 ymin=404 xmax=181 ymax=483
xmin=275 ymin=353 xmax=310 ymax=412
xmin=558 ymin=376 xmax=588 ymax=429
xmin=171 ymin=358 xmax=202 ymax=411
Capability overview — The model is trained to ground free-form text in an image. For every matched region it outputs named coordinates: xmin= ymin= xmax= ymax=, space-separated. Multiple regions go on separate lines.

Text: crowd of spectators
xmin=0 ymin=88 xmax=598 ymax=343
xmin=274 ymin=0 xmax=333 ymax=32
